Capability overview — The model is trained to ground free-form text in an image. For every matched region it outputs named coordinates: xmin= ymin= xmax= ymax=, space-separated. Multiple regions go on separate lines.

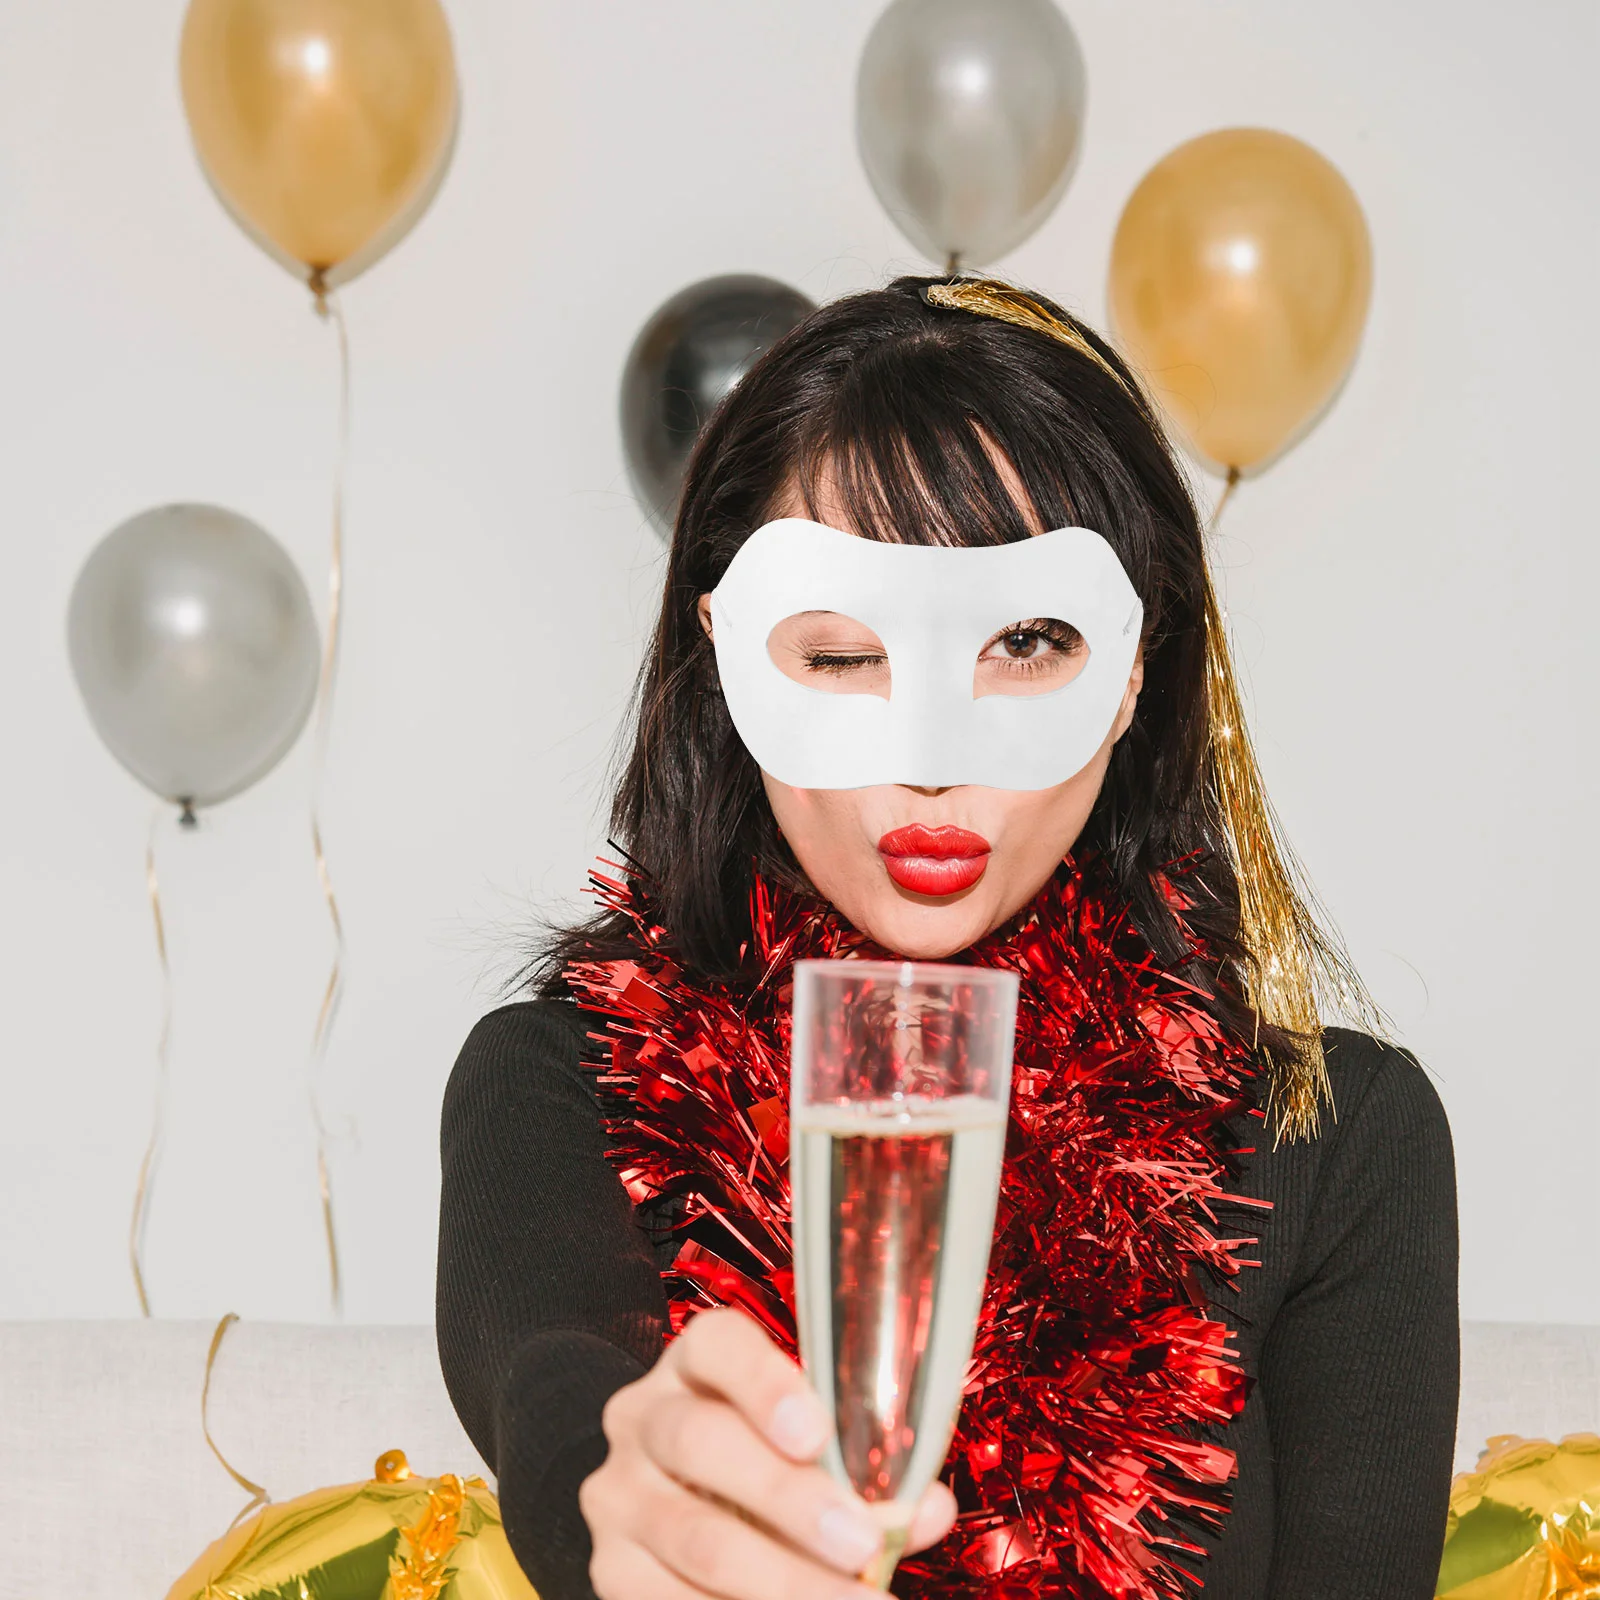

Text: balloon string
xmin=129 ymin=807 xmax=175 ymax=1317
xmin=1211 ymin=464 xmax=1243 ymax=530
xmin=202 ymin=1312 xmax=272 ymax=1529
xmin=305 ymin=287 xmax=350 ymax=1314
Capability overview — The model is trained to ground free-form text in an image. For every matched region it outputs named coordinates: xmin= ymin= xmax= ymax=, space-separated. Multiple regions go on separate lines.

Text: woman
xmin=437 ymin=278 xmax=1458 ymax=1600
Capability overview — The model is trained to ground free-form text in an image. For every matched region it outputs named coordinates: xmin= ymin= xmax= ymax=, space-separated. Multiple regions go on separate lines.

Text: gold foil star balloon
xmin=166 ymin=1448 xmax=539 ymax=1600
xmin=1437 ymin=1435 xmax=1600 ymax=1599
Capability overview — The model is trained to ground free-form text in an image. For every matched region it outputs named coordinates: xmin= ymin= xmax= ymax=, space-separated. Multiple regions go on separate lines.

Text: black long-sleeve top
xmin=437 ymin=1002 xmax=1458 ymax=1600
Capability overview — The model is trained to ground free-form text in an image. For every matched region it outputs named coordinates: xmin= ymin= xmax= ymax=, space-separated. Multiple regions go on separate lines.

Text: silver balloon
xmin=621 ymin=274 xmax=814 ymax=535
xmin=67 ymin=504 xmax=319 ymax=813
xmin=857 ymin=0 xmax=1087 ymax=268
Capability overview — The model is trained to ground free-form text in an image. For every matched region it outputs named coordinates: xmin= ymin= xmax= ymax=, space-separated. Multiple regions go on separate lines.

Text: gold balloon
xmin=1108 ymin=128 xmax=1372 ymax=472
xmin=1437 ymin=1434 xmax=1600 ymax=1599
xmin=180 ymin=0 xmax=458 ymax=289
xmin=166 ymin=1448 xmax=540 ymax=1599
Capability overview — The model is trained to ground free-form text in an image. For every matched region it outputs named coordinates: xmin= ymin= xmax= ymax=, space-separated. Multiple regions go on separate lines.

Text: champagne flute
xmin=790 ymin=960 xmax=1018 ymax=1589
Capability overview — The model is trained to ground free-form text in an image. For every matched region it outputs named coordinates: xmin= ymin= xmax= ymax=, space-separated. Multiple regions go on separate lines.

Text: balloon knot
xmin=308 ymin=267 xmax=330 ymax=318
xmin=177 ymin=800 xmax=199 ymax=829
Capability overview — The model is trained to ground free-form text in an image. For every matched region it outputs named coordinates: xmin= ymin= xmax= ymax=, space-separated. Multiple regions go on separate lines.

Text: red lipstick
xmin=876 ymin=824 xmax=991 ymax=897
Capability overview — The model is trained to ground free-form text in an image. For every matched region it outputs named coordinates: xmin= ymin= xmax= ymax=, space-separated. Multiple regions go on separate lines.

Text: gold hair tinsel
xmin=1198 ymin=482 xmax=1381 ymax=1139
xmin=923 ymin=277 xmax=1385 ymax=1139
xmin=925 ymin=279 xmax=1131 ymax=395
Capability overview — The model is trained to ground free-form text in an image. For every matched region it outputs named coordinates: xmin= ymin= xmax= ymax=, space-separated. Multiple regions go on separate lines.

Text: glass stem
xmin=862 ymin=1526 xmax=909 ymax=1590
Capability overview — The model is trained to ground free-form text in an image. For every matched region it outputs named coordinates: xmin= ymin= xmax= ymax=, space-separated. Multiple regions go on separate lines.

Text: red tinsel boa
xmin=566 ymin=858 xmax=1268 ymax=1598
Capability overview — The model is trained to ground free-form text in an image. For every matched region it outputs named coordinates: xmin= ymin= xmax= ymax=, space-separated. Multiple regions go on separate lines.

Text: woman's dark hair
xmin=534 ymin=274 xmax=1267 ymax=1045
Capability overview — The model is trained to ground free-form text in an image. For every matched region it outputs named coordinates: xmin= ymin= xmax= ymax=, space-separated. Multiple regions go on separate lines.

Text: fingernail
xmin=767 ymin=1390 xmax=829 ymax=1456
xmin=816 ymin=1502 xmax=881 ymax=1569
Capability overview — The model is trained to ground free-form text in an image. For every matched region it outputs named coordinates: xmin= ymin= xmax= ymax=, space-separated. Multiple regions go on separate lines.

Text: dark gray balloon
xmin=858 ymin=0 xmax=1087 ymax=267
xmin=621 ymin=274 xmax=814 ymax=535
xmin=67 ymin=504 xmax=320 ymax=812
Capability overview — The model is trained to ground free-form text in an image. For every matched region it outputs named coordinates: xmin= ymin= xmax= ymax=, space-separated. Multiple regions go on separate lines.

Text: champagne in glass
xmin=790 ymin=960 xmax=1018 ymax=1588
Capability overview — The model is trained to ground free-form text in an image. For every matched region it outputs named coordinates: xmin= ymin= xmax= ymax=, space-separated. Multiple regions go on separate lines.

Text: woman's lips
xmin=877 ymin=824 xmax=991 ymax=897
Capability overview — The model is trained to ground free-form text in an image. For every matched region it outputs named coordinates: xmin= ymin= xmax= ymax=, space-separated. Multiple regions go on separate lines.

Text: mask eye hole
xmin=973 ymin=618 xmax=1089 ymax=698
xmin=767 ymin=612 xmax=891 ymax=699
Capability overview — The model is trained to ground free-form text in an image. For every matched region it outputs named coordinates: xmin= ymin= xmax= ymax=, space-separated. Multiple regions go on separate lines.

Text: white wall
xmin=1 ymin=0 xmax=1593 ymax=1325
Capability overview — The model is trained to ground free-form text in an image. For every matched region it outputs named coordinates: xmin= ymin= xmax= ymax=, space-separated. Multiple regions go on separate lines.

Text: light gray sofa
xmin=4 ymin=1319 xmax=1597 ymax=1599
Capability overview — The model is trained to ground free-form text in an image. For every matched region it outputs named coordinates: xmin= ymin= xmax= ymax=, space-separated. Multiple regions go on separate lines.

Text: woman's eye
xmin=980 ymin=619 xmax=1085 ymax=665
xmin=972 ymin=618 xmax=1090 ymax=698
xmin=805 ymin=652 xmax=883 ymax=674
xmin=999 ymin=630 xmax=1044 ymax=659
xmin=767 ymin=613 xmax=893 ymax=697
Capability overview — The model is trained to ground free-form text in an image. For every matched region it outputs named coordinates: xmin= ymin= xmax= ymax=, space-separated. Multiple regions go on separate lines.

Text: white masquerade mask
xmin=708 ymin=519 xmax=1143 ymax=791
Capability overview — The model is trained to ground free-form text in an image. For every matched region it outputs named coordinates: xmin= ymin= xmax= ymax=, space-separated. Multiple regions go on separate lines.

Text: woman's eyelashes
xmin=979 ymin=618 xmax=1086 ymax=677
xmin=802 ymin=642 xmax=888 ymax=674
xmin=789 ymin=624 xmax=892 ymax=692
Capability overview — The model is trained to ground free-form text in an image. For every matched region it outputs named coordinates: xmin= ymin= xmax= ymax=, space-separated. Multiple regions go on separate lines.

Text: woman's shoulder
xmin=1229 ymin=1028 xmax=1456 ymax=1305
xmin=443 ymin=998 xmax=591 ymax=1115
xmin=1317 ymin=1027 xmax=1453 ymax=1163
xmin=1251 ymin=1028 xmax=1453 ymax=1198
xmin=1240 ymin=1028 xmax=1449 ymax=1176
xmin=457 ymin=996 xmax=588 ymax=1063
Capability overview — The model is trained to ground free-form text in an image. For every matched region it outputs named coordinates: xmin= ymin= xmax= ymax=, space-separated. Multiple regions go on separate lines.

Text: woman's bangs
xmin=791 ymin=345 xmax=1065 ymax=549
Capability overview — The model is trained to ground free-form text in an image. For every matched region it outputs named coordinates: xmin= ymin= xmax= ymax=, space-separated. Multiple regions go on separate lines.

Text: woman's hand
xmin=580 ymin=1308 xmax=958 ymax=1599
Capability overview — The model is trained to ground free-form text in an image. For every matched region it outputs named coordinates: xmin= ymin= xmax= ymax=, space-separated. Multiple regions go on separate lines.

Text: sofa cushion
xmin=5 ymin=1317 xmax=1599 ymax=1600
xmin=0 ymin=1320 xmax=484 ymax=1600
xmin=1456 ymin=1320 xmax=1600 ymax=1472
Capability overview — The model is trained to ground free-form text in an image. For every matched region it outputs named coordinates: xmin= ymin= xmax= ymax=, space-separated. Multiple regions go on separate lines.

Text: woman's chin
xmin=850 ymin=891 xmax=996 ymax=961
